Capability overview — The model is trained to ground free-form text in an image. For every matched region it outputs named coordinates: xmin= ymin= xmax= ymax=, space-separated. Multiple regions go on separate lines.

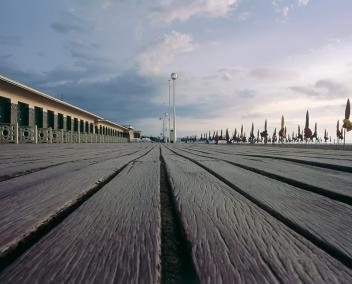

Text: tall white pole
xmin=168 ymin=80 xmax=171 ymax=143
xmin=163 ymin=115 xmax=166 ymax=143
xmin=171 ymin=72 xmax=178 ymax=143
xmin=173 ymin=79 xmax=176 ymax=143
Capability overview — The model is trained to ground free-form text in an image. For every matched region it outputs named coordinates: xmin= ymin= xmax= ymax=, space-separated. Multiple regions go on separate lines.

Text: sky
xmin=0 ymin=0 xmax=351 ymax=140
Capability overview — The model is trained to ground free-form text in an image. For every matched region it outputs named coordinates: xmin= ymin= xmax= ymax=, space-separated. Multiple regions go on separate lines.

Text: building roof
xmin=0 ymin=74 xmax=128 ymax=131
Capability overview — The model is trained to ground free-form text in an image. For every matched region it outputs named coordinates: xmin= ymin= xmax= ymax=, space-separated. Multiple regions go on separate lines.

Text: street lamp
xmin=168 ymin=79 xmax=171 ymax=143
xmin=171 ymin=72 xmax=178 ymax=143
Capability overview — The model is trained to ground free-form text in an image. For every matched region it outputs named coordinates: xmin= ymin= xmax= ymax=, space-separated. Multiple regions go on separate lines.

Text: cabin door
xmin=47 ymin=110 xmax=54 ymax=129
xmin=34 ymin=107 xmax=43 ymax=128
xmin=0 ymin=96 xmax=11 ymax=124
xmin=17 ymin=102 xmax=29 ymax=126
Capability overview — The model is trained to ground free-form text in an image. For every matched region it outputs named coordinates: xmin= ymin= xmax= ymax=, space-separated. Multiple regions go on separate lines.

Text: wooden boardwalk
xmin=0 ymin=143 xmax=351 ymax=283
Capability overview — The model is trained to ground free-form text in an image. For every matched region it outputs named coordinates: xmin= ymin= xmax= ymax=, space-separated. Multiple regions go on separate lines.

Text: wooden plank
xmin=185 ymin=145 xmax=352 ymax=166
xmin=161 ymin=146 xmax=352 ymax=283
xmin=0 ymin=147 xmax=161 ymax=283
xmin=169 ymin=146 xmax=352 ymax=262
xmin=192 ymin=144 xmax=352 ymax=159
xmin=0 ymin=144 xmax=146 ymax=181
xmin=188 ymin=144 xmax=352 ymax=171
xmin=0 ymin=145 xmax=151 ymax=254
xmin=176 ymin=145 xmax=352 ymax=200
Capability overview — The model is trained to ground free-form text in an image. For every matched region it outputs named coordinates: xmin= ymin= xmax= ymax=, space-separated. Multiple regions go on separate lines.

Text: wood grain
xmin=0 ymin=145 xmax=151 ymax=254
xmin=0 ymin=147 xmax=161 ymax=283
xmin=161 ymin=146 xmax=352 ymax=283
xmin=169 ymin=146 xmax=352 ymax=262
xmin=177 ymin=145 xmax=352 ymax=200
xmin=0 ymin=144 xmax=147 ymax=181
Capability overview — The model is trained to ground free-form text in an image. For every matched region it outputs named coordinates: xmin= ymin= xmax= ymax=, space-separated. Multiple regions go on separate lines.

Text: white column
xmin=168 ymin=79 xmax=171 ymax=143
xmin=172 ymin=79 xmax=176 ymax=143
xmin=15 ymin=123 xmax=19 ymax=144
xmin=35 ymin=125 xmax=38 ymax=144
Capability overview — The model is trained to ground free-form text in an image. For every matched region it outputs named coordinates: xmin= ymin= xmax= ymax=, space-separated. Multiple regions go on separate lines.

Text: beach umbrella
xmin=279 ymin=115 xmax=285 ymax=142
xmin=225 ymin=129 xmax=230 ymax=142
xmin=336 ymin=120 xmax=343 ymax=139
xmin=233 ymin=128 xmax=237 ymax=140
xmin=304 ymin=110 xmax=312 ymax=140
xmin=343 ymin=99 xmax=351 ymax=131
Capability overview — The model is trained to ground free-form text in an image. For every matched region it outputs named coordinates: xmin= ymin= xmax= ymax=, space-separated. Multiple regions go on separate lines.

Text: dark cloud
xmin=289 ymin=78 xmax=349 ymax=98
xmin=51 ymin=11 xmax=95 ymax=34
xmin=0 ymin=35 xmax=21 ymax=45
xmin=176 ymin=103 xmax=221 ymax=119
xmin=289 ymin=86 xmax=319 ymax=96
xmin=250 ymin=68 xmax=297 ymax=80
xmin=51 ymin=22 xmax=84 ymax=33
xmin=237 ymin=89 xmax=256 ymax=99
xmin=45 ymin=72 xmax=164 ymax=123
xmin=0 ymin=53 xmax=13 ymax=59
xmin=64 ymin=40 xmax=105 ymax=65
xmin=315 ymin=79 xmax=348 ymax=96
xmin=0 ymin=60 xmax=164 ymax=124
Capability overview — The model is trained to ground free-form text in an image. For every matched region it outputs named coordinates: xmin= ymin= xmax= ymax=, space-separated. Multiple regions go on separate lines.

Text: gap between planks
xmin=159 ymin=146 xmax=199 ymax=284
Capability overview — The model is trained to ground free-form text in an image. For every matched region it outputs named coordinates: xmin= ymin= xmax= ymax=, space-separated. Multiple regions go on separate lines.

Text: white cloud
xmin=298 ymin=0 xmax=310 ymax=6
xmin=150 ymin=0 xmax=238 ymax=24
xmin=101 ymin=0 xmax=113 ymax=9
xmin=272 ymin=0 xmax=310 ymax=18
xmin=135 ymin=31 xmax=197 ymax=76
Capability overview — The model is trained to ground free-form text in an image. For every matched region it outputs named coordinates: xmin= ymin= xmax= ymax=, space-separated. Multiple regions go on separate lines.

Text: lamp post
xmin=171 ymin=72 xmax=178 ymax=143
xmin=168 ymin=79 xmax=171 ymax=143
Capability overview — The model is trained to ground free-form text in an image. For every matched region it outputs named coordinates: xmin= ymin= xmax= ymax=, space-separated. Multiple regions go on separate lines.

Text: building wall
xmin=0 ymin=80 xmax=128 ymax=137
xmin=0 ymin=81 xmax=97 ymax=126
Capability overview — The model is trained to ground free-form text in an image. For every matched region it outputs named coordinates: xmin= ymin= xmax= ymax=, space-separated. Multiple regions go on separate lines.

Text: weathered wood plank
xmin=176 ymin=145 xmax=352 ymax=200
xmin=169 ymin=146 xmax=352 ymax=262
xmin=0 ymin=147 xmax=161 ymax=283
xmin=0 ymin=145 xmax=151 ymax=255
xmin=161 ymin=146 xmax=352 ymax=283
xmin=0 ymin=144 xmax=146 ymax=181
xmin=188 ymin=144 xmax=352 ymax=171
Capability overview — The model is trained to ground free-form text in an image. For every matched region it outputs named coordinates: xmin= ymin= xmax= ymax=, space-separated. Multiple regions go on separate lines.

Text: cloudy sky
xmin=1 ymin=0 xmax=351 ymax=139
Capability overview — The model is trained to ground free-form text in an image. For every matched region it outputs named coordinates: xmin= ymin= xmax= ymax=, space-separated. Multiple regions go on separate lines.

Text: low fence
xmin=0 ymin=123 xmax=128 ymax=144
